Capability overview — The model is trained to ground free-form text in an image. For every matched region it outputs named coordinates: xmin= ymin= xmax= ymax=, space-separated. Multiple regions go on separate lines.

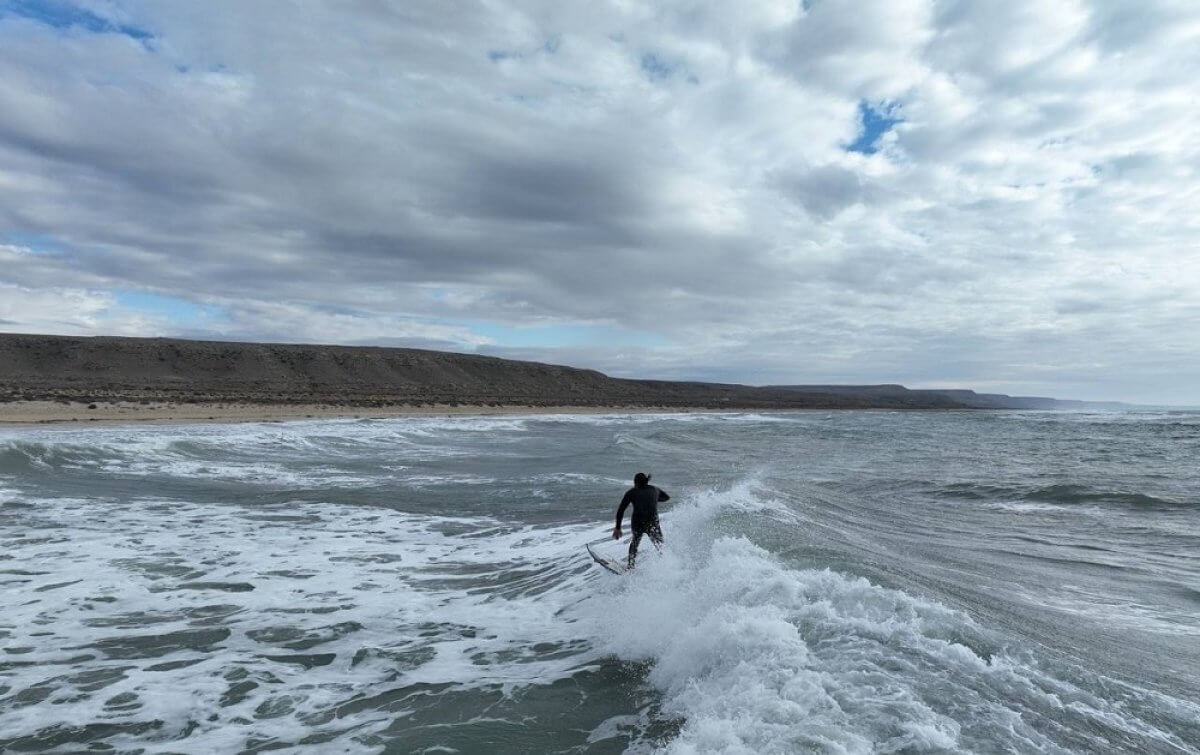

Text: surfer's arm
xmin=614 ymin=491 xmax=632 ymax=538
xmin=615 ymin=492 xmax=632 ymax=525
xmin=658 ymin=489 xmax=670 ymax=502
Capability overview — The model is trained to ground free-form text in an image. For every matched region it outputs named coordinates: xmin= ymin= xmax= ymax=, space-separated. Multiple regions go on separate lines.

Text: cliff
xmin=0 ymin=334 xmax=1115 ymax=411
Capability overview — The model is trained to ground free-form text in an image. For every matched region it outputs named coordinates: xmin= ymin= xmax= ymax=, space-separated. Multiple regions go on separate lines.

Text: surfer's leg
xmin=647 ymin=520 xmax=664 ymax=549
xmin=627 ymin=527 xmax=645 ymax=569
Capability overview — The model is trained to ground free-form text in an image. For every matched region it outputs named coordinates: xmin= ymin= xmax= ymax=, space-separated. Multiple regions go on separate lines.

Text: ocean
xmin=1 ymin=410 xmax=1197 ymax=753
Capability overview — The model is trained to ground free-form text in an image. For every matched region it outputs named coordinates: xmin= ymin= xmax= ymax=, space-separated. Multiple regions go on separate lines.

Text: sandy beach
xmin=0 ymin=400 xmax=683 ymax=427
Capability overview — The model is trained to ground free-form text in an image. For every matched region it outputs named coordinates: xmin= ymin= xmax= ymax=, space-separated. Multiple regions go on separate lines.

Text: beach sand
xmin=0 ymin=400 xmax=681 ymax=427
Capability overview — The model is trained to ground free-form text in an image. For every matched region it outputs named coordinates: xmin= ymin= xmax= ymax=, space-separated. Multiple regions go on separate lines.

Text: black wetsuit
xmin=616 ymin=485 xmax=669 ymax=568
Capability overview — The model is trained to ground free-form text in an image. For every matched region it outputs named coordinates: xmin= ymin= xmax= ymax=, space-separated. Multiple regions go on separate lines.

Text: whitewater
xmin=1 ymin=410 xmax=1197 ymax=753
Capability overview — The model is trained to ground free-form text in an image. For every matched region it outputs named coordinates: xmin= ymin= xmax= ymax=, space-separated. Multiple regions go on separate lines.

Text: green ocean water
xmin=1 ymin=410 xmax=1197 ymax=753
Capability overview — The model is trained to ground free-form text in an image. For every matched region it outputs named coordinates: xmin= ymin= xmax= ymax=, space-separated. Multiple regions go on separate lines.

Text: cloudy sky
xmin=1 ymin=0 xmax=1198 ymax=404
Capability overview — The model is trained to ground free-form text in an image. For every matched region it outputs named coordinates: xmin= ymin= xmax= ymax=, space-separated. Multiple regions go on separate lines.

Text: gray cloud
xmin=1 ymin=0 xmax=1198 ymax=404
xmin=773 ymin=164 xmax=867 ymax=220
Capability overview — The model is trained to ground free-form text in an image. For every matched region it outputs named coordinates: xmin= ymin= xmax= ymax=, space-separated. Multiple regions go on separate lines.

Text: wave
xmin=0 ymin=439 xmax=118 ymax=474
xmin=531 ymin=411 xmax=807 ymax=428
xmin=0 ymin=418 xmax=516 ymax=486
xmin=575 ymin=484 xmax=1199 ymax=753
xmin=1024 ymin=484 xmax=1191 ymax=510
xmin=928 ymin=480 xmax=1192 ymax=511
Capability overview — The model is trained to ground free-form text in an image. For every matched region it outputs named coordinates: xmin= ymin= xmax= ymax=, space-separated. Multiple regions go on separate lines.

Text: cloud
xmin=0 ymin=281 xmax=155 ymax=336
xmin=1 ymin=0 xmax=1198 ymax=403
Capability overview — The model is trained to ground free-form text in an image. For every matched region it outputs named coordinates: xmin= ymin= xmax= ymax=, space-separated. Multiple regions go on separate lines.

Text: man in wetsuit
xmin=613 ymin=472 xmax=669 ymax=569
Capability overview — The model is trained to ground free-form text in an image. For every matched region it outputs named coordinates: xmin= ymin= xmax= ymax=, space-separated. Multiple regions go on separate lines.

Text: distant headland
xmin=0 ymin=333 xmax=1129 ymax=424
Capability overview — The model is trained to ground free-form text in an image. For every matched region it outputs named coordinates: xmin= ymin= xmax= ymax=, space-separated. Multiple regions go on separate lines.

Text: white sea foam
xmin=575 ymin=485 xmax=1195 ymax=753
xmin=0 ymin=487 xmax=603 ymax=751
xmin=985 ymin=500 xmax=1084 ymax=514
xmin=379 ymin=416 xmax=533 ymax=436
xmin=523 ymin=411 xmax=807 ymax=428
xmin=529 ymin=471 xmax=631 ymax=486
xmin=0 ymin=419 xmax=515 ymax=487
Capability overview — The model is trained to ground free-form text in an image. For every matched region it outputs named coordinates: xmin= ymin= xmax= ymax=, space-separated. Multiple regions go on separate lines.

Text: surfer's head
xmin=633 ymin=472 xmax=650 ymax=487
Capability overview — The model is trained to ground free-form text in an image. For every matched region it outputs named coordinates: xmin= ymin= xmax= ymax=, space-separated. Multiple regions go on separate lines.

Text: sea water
xmin=0 ymin=411 xmax=1197 ymax=753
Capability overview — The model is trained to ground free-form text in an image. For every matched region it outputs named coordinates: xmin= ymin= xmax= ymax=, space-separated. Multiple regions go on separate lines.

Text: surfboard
xmin=586 ymin=541 xmax=628 ymax=575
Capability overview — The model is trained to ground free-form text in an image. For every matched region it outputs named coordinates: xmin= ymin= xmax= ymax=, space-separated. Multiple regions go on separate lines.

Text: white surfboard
xmin=586 ymin=540 xmax=628 ymax=575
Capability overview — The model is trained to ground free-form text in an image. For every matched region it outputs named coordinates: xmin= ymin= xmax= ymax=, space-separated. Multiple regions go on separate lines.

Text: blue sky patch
xmin=113 ymin=290 xmax=216 ymax=324
xmin=4 ymin=231 xmax=66 ymax=254
xmin=846 ymin=100 xmax=902 ymax=155
xmin=0 ymin=0 xmax=151 ymax=40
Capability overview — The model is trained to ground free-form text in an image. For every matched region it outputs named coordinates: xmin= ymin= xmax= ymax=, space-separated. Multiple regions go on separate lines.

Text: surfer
xmin=613 ymin=472 xmax=669 ymax=568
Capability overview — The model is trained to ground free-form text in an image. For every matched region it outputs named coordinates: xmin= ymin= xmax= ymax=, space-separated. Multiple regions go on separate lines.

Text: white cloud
xmin=0 ymin=280 xmax=157 ymax=336
xmin=1 ymin=0 xmax=1198 ymax=403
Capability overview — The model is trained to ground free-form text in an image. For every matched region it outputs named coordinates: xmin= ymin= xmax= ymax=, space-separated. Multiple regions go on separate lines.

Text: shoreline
xmin=0 ymin=400 xmax=707 ymax=428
